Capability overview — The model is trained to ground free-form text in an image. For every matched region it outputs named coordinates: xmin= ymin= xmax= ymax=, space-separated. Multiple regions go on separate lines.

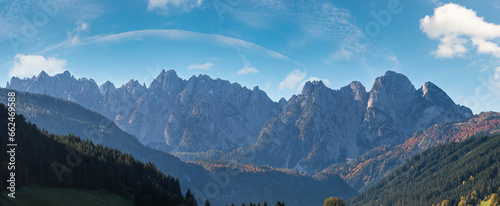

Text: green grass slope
xmin=0 ymin=185 xmax=134 ymax=206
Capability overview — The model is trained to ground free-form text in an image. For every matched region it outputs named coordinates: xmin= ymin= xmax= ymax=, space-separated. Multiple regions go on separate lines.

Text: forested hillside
xmin=0 ymin=103 xmax=197 ymax=206
xmin=349 ymin=133 xmax=500 ymax=206
xmin=325 ymin=112 xmax=500 ymax=192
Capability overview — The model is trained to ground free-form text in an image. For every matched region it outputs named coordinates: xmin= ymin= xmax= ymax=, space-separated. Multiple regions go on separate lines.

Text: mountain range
xmin=8 ymin=70 xmax=280 ymax=153
xmin=6 ymin=70 xmax=473 ymax=175
xmin=0 ymin=88 xmax=357 ymax=206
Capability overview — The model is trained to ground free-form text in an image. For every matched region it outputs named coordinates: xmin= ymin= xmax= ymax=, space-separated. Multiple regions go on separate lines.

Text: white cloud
xmin=9 ymin=54 xmax=67 ymax=78
xmin=237 ymin=66 xmax=259 ymax=75
xmin=297 ymin=77 xmax=332 ymax=92
xmin=76 ymin=21 xmax=89 ymax=32
xmin=495 ymin=67 xmax=500 ymax=81
xmin=263 ymin=81 xmax=272 ymax=91
xmin=68 ymin=21 xmax=90 ymax=44
xmin=472 ymin=38 xmax=500 ymax=57
xmin=148 ymin=0 xmax=203 ymax=13
xmin=420 ymin=3 xmax=500 ymax=58
xmin=434 ymin=35 xmax=468 ymax=58
xmin=278 ymin=69 xmax=306 ymax=91
xmin=187 ymin=62 xmax=214 ymax=70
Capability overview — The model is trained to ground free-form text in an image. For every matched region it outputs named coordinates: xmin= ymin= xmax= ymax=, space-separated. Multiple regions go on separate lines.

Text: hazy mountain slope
xmin=192 ymin=160 xmax=358 ymax=206
xmin=324 ymin=112 xmax=500 ymax=192
xmin=0 ymin=89 xmax=356 ymax=206
xmin=7 ymin=70 xmax=280 ymax=153
xmin=349 ymin=133 xmax=500 ymax=206
xmin=0 ymin=103 xmax=195 ymax=206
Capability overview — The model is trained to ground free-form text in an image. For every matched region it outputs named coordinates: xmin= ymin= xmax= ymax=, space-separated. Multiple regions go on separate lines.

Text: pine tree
xmin=204 ymin=199 xmax=210 ymax=206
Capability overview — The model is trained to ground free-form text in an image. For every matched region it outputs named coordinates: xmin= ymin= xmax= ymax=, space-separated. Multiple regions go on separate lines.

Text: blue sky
xmin=1 ymin=0 xmax=500 ymax=113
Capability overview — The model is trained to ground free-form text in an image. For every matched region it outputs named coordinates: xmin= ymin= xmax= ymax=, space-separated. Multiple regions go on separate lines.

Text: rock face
xmin=7 ymin=70 xmax=473 ymax=173
xmin=221 ymin=71 xmax=473 ymax=174
xmin=8 ymin=70 xmax=280 ymax=152
xmin=357 ymin=71 xmax=473 ymax=151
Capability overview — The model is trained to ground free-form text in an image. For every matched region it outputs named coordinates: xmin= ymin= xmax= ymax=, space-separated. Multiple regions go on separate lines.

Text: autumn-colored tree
xmin=324 ymin=197 xmax=345 ymax=206
xmin=490 ymin=193 xmax=499 ymax=206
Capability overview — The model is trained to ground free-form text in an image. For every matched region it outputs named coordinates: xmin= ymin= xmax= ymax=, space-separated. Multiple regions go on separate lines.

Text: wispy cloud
xmin=228 ymin=1 xmax=365 ymax=60
xmin=67 ymin=21 xmax=90 ymax=44
xmin=0 ymin=0 xmax=102 ymax=43
xmin=297 ymin=77 xmax=331 ymax=92
xmin=278 ymin=69 xmax=332 ymax=91
xmin=278 ymin=69 xmax=306 ymax=91
xmin=237 ymin=66 xmax=259 ymax=75
xmin=40 ymin=29 xmax=289 ymax=60
xmin=187 ymin=62 xmax=214 ymax=70
xmin=420 ymin=3 xmax=500 ymax=58
xmin=147 ymin=0 xmax=204 ymax=15
xmin=9 ymin=54 xmax=67 ymax=78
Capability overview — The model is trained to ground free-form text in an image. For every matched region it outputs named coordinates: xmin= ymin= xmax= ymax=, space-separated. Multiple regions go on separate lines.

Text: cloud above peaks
xmin=237 ymin=66 xmax=259 ymax=75
xmin=278 ymin=69 xmax=306 ymax=91
xmin=297 ymin=77 xmax=331 ymax=92
xmin=9 ymin=54 xmax=67 ymax=78
xmin=187 ymin=62 xmax=214 ymax=70
xmin=278 ymin=70 xmax=331 ymax=92
xmin=420 ymin=3 xmax=500 ymax=58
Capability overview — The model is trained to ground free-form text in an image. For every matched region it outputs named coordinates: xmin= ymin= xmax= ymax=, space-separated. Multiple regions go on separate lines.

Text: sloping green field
xmin=0 ymin=185 xmax=133 ymax=206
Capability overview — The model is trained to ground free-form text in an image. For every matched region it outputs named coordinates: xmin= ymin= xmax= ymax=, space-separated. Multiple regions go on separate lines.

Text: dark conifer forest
xmin=0 ymin=103 xmax=198 ymax=206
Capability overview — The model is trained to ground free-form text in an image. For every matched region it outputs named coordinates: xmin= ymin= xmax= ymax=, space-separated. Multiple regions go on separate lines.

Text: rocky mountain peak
xmin=58 ymin=70 xmax=72 ymax=80
xmin=301 ymin=80 xmax=328 ymax=96
xmin=347 ymin=81 xmax=367 ymax=101
xmin=368 ymin=71 xmax=416 ymax=109
xmin=371 ymin=70 xmax=415 ymax=93
xmin=123 ymin=79 xmax=145 ymax=90
xmin=419 ymin=81 xmax=454 ymax=105
xmin=36 ymin=70 xmax=50 ymax=80
xmin=149 ymin=69 xmax=185 ymax=94
xmin=100 ymin=81 xmax=116 ymax=94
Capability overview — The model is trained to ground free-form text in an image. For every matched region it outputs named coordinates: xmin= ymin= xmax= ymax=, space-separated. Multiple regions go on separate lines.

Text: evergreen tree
xmin=204 ymin=199 xmax=210 ymax=206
